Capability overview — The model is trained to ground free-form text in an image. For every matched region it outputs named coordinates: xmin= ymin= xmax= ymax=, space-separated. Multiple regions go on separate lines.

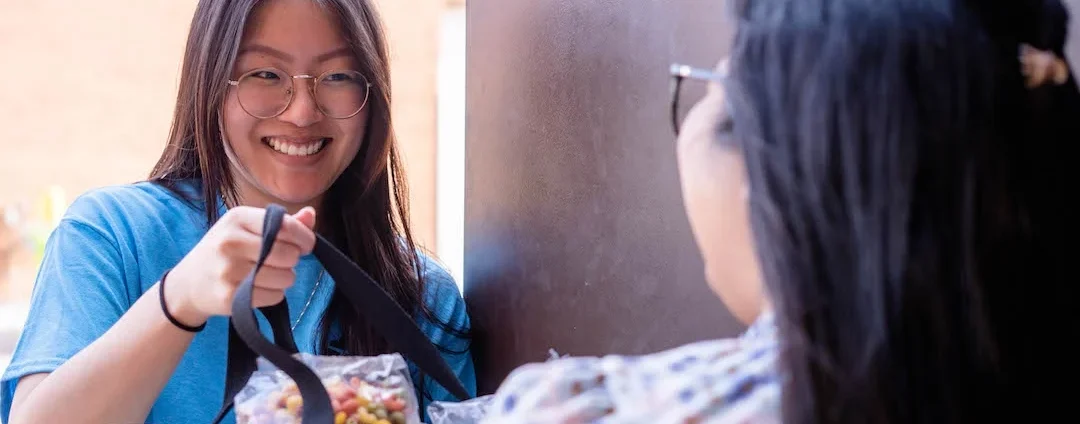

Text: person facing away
xmin=481 ymin=0 xmax=1078 ymax=422
xmin=1 ymin=1 xmax=476 ymax=423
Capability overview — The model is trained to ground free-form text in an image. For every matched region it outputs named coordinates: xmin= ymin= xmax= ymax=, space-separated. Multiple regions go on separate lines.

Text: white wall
xmin=436 ymin=6 xmax=467 ymax=290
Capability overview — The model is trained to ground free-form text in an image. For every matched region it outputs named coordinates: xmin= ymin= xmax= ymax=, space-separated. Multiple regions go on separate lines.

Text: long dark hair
xmin=148 ymin=0 xmax=464 ymax=363
xmin=727 ymin=0 xmax=1076 ymax=422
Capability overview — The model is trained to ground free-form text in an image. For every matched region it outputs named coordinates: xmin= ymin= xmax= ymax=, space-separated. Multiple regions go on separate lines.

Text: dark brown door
xmin=464 ymin=0 xmax=742 ymax=394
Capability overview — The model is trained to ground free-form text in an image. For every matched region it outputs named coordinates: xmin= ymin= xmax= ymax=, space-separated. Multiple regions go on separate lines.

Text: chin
xmin=706 ymin=268 xmax=764 ymax=326
xmin=263 ymin=180 xmax=332 ymax=206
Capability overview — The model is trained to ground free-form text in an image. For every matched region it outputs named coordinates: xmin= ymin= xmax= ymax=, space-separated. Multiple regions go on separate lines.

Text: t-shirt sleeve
xmin=413 ymin=256 xmax=477 ymax=405
xmin=0 ymin=203 xmax=133 ymax=422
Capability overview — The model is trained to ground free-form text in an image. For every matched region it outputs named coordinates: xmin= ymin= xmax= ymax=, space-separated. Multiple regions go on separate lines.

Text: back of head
xmin=726 ymin=0 xmax=1077 ymax=422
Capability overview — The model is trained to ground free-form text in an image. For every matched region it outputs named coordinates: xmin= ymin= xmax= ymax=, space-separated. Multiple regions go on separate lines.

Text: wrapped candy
xmin=235 ymin=353 xmax=421 ymax=424
xmin=426 ymin=395 xmax=493 ymax=424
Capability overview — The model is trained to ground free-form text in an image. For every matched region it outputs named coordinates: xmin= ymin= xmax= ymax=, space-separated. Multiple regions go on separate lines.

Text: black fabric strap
xmin=212 ymin=204 xmax=469 ymax=424
xmin=311 ymin=234 xmax=471 ymax=400
xmin=212 ymin=206 xmax=330 ymax=423
xmin=210 ymin=302 xmax=301 ymax=424
xmin=229 ymin=205 xmax=334 ymax=423
xmin=210 ymin=325 xmax=257 ymax=424
xmin=261 ymin=302 xmax=299 ymax=353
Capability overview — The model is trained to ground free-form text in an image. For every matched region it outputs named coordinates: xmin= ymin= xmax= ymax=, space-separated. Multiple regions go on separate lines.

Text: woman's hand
xmin=1020 ymin=44 xmax=1069 ymax=88
xmin=163 ymin=205 xmax=317 ymax=326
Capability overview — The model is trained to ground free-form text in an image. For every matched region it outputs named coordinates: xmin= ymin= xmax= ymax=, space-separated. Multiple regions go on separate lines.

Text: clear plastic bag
xmin=426 ymin=395 xmax=493 ymax=424
xmin=234 ymin=353 xmax=422 ymax=424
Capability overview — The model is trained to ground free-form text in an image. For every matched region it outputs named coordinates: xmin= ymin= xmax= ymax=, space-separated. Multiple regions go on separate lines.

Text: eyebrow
xmin=238 ymin=44 xmax=353 ymax=64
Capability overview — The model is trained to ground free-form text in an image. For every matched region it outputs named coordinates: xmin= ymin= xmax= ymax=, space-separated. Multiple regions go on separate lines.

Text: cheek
xmin=677 ymin=148 xmax=764 ymax=324
xmin=222 ymin=95 xmax=258 ymax=147
xmin=331 ymin=110 xmax=370 ymax=162
xmin=678 ymin=152 xmax=745 ymax=268
xmin=341 ymin=110 xmax=369 ymax=147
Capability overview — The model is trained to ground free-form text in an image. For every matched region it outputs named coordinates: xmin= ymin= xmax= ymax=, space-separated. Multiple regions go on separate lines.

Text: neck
xmin=753 ymin=300 xmax=774 ymax=323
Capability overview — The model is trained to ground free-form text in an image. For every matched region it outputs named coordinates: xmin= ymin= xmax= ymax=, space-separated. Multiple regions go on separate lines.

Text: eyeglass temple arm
xmin=669 ymin=64 xmax=725 ymax=82
xmin=670 ymin=75 xmax=684 ymax=135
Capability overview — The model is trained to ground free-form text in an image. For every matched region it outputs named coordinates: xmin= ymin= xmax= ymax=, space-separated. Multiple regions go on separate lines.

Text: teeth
xmin=266 ymin=138 xmax=326 ymax=157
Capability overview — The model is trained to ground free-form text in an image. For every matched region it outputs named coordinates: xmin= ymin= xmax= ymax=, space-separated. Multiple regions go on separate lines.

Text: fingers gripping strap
xmin=231 ymin=204 xmax=335 ymax=423
xmin=216 ymin=204 xmax=470 ymax=423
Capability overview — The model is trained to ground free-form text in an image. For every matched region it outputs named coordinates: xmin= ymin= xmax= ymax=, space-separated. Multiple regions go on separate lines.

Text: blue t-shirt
xmin=0 ymin=181 xmax=476 ymax=423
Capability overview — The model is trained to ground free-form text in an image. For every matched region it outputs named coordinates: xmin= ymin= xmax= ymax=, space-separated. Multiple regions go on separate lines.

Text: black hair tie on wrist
xmin=158 ymin=268 xmax=207 ymax=333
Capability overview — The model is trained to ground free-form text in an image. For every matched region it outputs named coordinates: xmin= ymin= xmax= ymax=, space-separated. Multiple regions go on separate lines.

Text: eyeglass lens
xmin=235 ymin=68 xmax=370 ymax=119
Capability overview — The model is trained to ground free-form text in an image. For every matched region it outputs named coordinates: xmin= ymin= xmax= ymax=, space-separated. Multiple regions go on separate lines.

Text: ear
xmin=716 ymin=57 xmax=730 ymax=74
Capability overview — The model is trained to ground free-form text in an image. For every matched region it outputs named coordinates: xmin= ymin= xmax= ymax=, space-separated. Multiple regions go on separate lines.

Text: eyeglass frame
xmin=669 ymin=63 xmax=726 ymax=136
xmin=226 ymin=68 xmax=374 ymax=120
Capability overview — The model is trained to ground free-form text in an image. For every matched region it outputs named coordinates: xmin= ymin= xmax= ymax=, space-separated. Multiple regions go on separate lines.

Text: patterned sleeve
xmin=481 ymin=357 xmax=615 ymax=423
xmin=480 ymin=315 xmax=782 ymax=424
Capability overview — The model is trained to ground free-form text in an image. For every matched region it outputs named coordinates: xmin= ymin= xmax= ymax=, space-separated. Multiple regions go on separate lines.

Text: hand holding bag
xmin=211 ymin=204 xmax=470 ymax=423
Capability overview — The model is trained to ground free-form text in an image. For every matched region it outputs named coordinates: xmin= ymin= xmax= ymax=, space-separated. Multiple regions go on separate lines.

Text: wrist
xmin=158 ymin=269 xmax=209 ymax=331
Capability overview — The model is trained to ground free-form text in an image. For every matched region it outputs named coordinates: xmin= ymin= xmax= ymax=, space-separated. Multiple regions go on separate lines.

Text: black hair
xmin=726 ymin=0 xmax=1077 ymax=421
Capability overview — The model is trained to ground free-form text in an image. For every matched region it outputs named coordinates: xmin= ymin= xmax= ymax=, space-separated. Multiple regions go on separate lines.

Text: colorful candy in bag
xmin=235 ymin=353 xmax=421 ymax=424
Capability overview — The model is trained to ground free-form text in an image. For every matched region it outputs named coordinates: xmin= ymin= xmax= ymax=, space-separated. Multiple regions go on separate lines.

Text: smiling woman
xmin=218 ymin=4 xmax=374 ymax=211
xmin=0 ymin=1 xmax=475 ymax=423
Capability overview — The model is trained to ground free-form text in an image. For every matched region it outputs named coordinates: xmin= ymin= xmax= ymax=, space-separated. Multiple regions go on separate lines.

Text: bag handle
xmin=212 ymin=204 xmax=469 ymax=423
xmin=310 ymin=233 xmax=470 ymax=399
xmin=217 ymin=205 xmax=335 ymax=423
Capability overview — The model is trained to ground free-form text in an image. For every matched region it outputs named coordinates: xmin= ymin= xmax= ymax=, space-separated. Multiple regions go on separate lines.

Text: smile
xmin=262 ymin=136 xmax=331 ymax=157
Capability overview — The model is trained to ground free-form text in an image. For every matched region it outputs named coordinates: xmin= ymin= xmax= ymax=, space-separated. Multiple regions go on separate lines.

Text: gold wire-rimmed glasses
xmin=227 ymin=67 xmax=373 ymax=119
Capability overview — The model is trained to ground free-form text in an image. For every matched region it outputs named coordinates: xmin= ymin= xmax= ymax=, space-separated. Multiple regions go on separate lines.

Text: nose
xmin=277 ymin=76 xmax=323 ymax=127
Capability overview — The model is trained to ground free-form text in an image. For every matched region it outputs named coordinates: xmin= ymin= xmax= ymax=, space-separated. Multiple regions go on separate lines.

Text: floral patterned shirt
xmin=481 ymin=313 xmax=780 ymax=423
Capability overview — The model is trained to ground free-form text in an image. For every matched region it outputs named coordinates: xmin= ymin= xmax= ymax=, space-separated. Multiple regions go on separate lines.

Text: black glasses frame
xmin=669 ymin=63 xmax=725 ymax=136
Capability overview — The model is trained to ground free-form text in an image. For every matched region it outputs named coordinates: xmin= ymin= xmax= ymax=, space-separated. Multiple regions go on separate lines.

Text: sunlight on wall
xmin=437 ymin=5 xmax=467 ymax=291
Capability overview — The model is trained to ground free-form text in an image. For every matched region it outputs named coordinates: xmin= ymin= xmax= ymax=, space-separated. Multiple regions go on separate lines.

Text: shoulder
xmin=408 ymin=250 xmax=476 ymax=398
xmin=485 ymin=335 xmax=781 ymax=423
xmin=412 ymin=249 xmax=464 ymax=315
xmin=19 ymin=183 xmax=207 ymax=333
xmin=61 ymin=180 xmax=207 ymax=232
xmin=606 ymin=338 xmax=780 ymax=420
xmin=47 ymin=180 xmax=212 ymax=284
xmin=417 ymin=252 xmax=461 ymax=304
xmin=415 ymin=251 xmax=467 ymax=330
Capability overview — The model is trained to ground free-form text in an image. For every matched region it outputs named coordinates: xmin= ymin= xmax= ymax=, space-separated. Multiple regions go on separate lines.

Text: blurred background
xmin=0 ymin=0 xmax=467 ymax=374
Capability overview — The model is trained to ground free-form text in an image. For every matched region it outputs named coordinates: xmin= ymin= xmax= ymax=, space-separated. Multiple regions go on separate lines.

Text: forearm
xmin=10 ymin=282 xmax=202 ymax=424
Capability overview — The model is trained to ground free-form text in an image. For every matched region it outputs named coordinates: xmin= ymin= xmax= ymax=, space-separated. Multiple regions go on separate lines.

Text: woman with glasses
xmin=481 ymin=0 xmax=1077 ymax=422
xmin=2 ymin=1 xmax=475 ymax=423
